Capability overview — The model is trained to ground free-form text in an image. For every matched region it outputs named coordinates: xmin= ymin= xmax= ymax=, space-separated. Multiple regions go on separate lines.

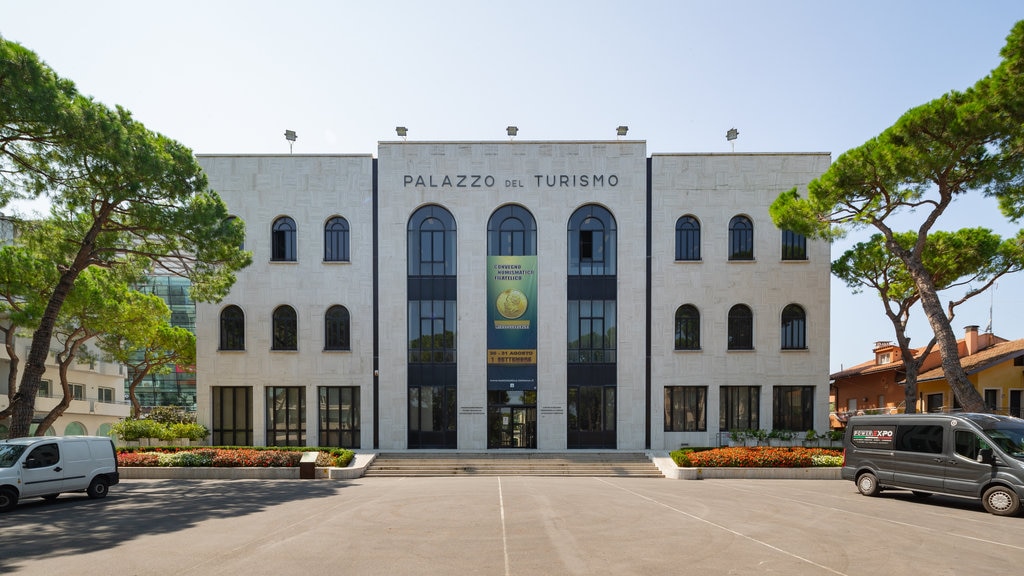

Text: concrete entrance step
xmin=365 ymin=452 xmax=665 ymax=478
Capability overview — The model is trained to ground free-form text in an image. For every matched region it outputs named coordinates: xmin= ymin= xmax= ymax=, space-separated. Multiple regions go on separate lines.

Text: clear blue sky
xmin=3 ymin=0 xmax=1024 ymax=372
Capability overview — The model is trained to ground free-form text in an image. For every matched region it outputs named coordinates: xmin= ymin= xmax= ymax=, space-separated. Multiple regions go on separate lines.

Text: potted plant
xmin=728 ymin=429 xmax=746 ymax=446
xmin=826 ymin=429 xmax=844 ymax=447
xmin=803 ymin=429 xmax=820 ymax=447
xmin=748 ymin=428 xmax=768 ymax=446
xmin=769 ymin=429 xmax=795 ymax=446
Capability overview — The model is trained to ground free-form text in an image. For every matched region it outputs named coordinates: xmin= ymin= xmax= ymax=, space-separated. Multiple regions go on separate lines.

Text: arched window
xmin=271 ymin=216 xmax=297 ymax=261
xmin=728 ymin=304 xmax=753 ymax=350
xmin=728 ymin=215 xmax=754 ymax=261
xmin=488 ymin=204 xmax=537 ymax=256
xmin=568 ymin=205 xmax=616 ymax=276
xmin=220 ymin=305 xmax=245 ymax=350
xmin=325 ymin=305 xmax=351 ymax=351
xmin=781 ymin=229 xmax=807 ymax=260
xmin=674 ymin=305 xmax=700 ymax=350
xmin=272 ymin=305 xmax=297 ymax=350
xmin=64 ymin=421 xmax=87 ymax=436
xmin=781 ymin=304 xmax=807 ymax=350
xmin=675 ymin=216 xmax=700 ymax=261
xmin=324 ymin=216 xmax=350 ymax=262
xmin=408 ymin=206 xmax=456 ymax=276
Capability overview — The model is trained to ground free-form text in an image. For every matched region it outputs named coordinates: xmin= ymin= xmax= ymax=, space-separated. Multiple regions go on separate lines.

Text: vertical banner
xmin=487 ymin=255 xmax=538 ymax=390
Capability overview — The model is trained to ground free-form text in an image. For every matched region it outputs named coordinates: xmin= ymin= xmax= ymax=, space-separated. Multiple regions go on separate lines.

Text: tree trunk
xmin=8 ymin=211 xmax=109 ymax=438
xmin=35 ymin=341 xmax=84 ymax=435
xmin=904 ymin=256 xmax=987 ymax=412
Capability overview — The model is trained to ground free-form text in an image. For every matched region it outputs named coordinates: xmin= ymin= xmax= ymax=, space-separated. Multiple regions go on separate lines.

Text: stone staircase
xmin=364 ymin=452 xmax=664 ymax=478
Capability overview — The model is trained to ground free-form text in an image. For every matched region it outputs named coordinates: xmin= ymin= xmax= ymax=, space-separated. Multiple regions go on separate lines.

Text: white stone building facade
xmin=195 ymin=141 xmax=830 ymax=451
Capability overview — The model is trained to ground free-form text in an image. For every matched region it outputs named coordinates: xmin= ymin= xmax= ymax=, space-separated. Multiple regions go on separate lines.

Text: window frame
xmin=675 ymin=215 xmax=701 ymax=261
xmin=674 ymin=304 xmax=700 ymax=351
xmin=272 ymin=305 xmax=298 ymax=351
xmin=664 ymin=386 xmax=707 ymax=432
xmin=727 ymin=304 xmax=754 ymax=350
xmin=728 ymin=215 xmax=754 ymax=261
xmin=219 ymin=305 xmax=245 ymax=351
xmin=271 ymin=216 xmax=297 ymax=262
xmin=781 ymin=229 xmax=807 ymax=260
xmin=324 ymin=305 xmax=351 ymax=351
xmin=324 ymin=216 xmax=350 ymax=262
xmin=772 ymin=385 xmax=814 ymax=431
xmin=781 ymin=304 xmax=807 ymax=350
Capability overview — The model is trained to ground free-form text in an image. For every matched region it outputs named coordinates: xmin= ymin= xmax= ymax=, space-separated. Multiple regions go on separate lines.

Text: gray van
xmin=842 ymin=413 xmax=1024 ymax=516
xmin=0 ymin=436 xmax=120 ymax=512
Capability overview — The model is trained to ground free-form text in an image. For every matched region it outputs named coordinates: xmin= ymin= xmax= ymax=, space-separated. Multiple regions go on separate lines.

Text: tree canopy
xmin=0 ymin=36 xmax=251 ymax=437
xmin=771 ymin=21 xmax=1024 ymax=412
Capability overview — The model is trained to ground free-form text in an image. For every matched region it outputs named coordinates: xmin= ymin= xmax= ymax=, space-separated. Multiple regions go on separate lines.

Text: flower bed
xmin=117 ymin=447 xmax=354 ymax=468
xmin=670 ymin=446 xmax=842 ymax=468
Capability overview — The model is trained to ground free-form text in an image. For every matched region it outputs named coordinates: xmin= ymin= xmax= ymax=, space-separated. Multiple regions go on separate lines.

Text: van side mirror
xmin=977 ymin=448 xmax=995 ymax=464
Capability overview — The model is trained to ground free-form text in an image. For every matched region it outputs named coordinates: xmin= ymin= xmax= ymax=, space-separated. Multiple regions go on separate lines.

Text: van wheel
xmin=857 ymin=472 xmax=881 ymax=496
xmin=0 ymin=487 xmax=18 ymax=512
xmin=86 ymin=478 xmax=109 ymax=499
xmin=982 ymin=486 xmax=1021 ymax=516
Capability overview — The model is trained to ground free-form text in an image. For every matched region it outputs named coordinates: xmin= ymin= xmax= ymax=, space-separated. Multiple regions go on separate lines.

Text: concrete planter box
xmin=118 ymin=453 xmax=377 ymax=480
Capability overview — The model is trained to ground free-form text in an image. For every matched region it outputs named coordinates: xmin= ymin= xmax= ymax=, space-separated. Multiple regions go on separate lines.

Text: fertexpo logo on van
xmin=852 ymin=429 xmax=894 ymax=441
xmin=851 ymin=427 xmax=896 ymax=447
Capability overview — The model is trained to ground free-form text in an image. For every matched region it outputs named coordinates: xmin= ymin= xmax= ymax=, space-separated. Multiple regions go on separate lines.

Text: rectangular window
xmin=98 ymin=387 xmax=115 ymax=403
xmin=568 ymin=385 xmax=616 ymax=432
xmin=568 ymin=300 xmax=617 ymax=363
xmin=895 ymin=424 xmax=944 ymax=454
xmin=720 ymin=386 xmax=760 ymax=431
xmin=772 ymin=386 xmax=814 ymax=431
xmin=38 ymin=379 xmax=52 ymax=398
xmin=212 ymin=386 xmax=253 ymax=446
xmin=70 ymin=383 xmax=85 ymax=401
xmin=781 ymin=230 xmax=807 ymax=260
xmin=984 ymin=389 xmax=999 ymax=412
xmin=266 ymin=387 xmax=306 ymax=447
xmin=664 ymin=386 xmax=707 ymax=432
xmin=318 ymin=386 xmax=360 ymax=448
xmin=408 ymin=300 xmax=457 ymax=363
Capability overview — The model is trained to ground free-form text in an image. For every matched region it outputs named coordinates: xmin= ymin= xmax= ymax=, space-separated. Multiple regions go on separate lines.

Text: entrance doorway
xmin=487 ymin=390 xmax=537 ymax=449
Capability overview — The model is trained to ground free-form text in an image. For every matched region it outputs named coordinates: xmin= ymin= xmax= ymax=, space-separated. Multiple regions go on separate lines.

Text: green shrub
xmin=167 ymin=422 xmax=209 ymax=441
xmin=111 ymin=418 xmax=167 ymax=441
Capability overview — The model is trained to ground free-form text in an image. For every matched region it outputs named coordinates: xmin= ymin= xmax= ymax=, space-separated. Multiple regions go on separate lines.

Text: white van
xmin=842 ymin=413 xmax=1024 ymax=516
xmin=0 ymin=436 xmax=120 ymax=512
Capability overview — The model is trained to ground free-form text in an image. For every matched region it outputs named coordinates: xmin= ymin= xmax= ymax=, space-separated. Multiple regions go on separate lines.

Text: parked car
xmin=0 ymin=436 xmax=120 ymax=512
xmin=842 ymin=413 xmax=1024 ymax=516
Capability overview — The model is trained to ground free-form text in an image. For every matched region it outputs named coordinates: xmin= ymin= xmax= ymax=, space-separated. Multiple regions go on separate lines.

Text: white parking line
xmin=597 ymin=478 xmax=849 ymax=576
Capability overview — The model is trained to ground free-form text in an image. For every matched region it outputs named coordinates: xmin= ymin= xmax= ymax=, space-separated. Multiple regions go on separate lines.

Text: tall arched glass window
xmin=407 ymin=205 xmax=457 ymax=449
xmin=675 ymin=216 xmax=701 ymax=261
xmin=727 ymin=304 xmax=753 ymax=350
xmin=272 ymin=216 xmax=297 ymax=261
xmin=488 ymin=204 xmax=537 ymax=256
xmin=325 ymin=305 xmax=351 ymax=350
xmin=324 ymin=216 xmax=350 ymax=262
xmin=674 ymin=305 xmax=700 ymax=350
xmin=219 ymin=305 xmax=245 ymax=350
xmin=272 ymin=305 xmax=297 ymax=350
xmin=781 ymin=304 xmax=807 ymax=350
xmin=728 ymin=215 xmax=754 ymax=261
xmin=568 ymin=205 xmax=616 ymax=276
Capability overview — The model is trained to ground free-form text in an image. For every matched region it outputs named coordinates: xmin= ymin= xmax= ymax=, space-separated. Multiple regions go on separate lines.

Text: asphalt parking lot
xmin=1 ymin=477 xmax=1023 ymax=575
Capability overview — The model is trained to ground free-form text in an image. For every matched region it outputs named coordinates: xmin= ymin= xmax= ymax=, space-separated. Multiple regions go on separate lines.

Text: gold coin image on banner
xmin=496 ymin=288 xmax=528 ymax=319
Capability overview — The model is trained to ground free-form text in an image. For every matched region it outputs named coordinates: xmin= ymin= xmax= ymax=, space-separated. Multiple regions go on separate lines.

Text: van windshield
xmin=982 ymin=426 xmax=1024 ymax=459
xmin=0 ymin=445 xmax=28 ymax=468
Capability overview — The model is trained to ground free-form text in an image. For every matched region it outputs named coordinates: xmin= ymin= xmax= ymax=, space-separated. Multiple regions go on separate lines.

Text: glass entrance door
xmin=488 ymin=390 xmax=537 ymax=449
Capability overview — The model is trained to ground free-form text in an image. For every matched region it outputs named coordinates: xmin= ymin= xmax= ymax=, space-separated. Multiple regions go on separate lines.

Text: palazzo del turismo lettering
xmin=402 ymin=174 xmax=619 ymax=188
